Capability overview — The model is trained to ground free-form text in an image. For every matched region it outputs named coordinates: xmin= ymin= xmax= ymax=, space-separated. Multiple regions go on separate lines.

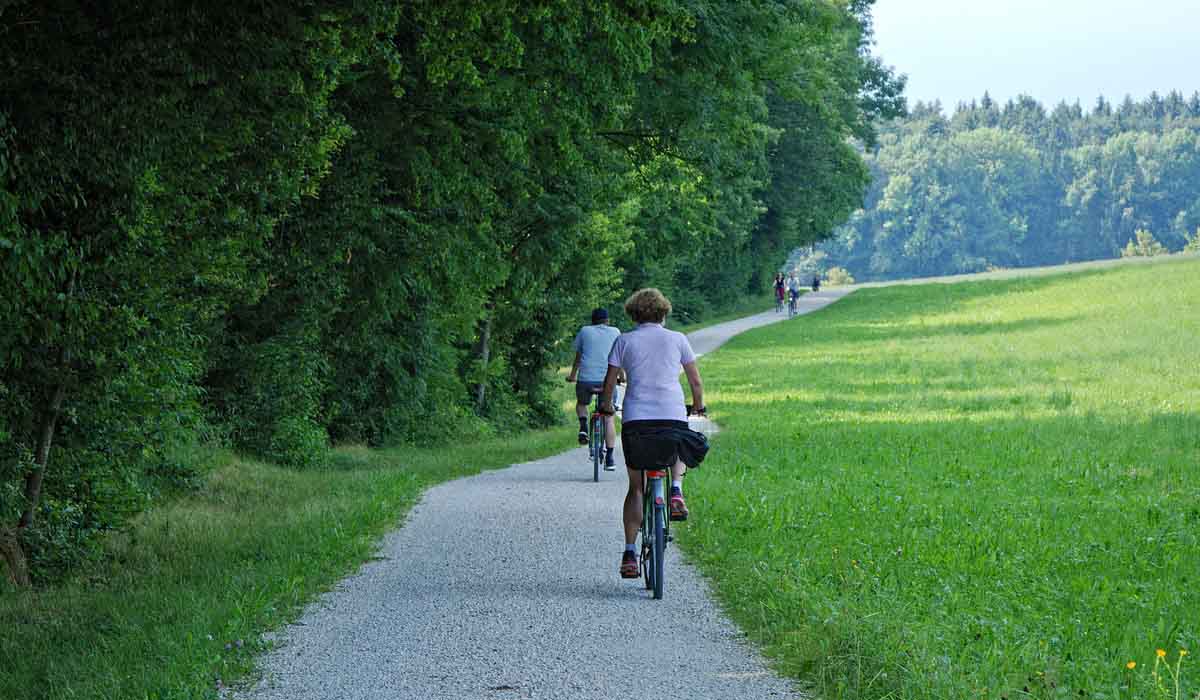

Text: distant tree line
xmin=800 ymin=91 xmax=1200 ymax=281
xmin=0 ymin=1 xmax=901 ymax=584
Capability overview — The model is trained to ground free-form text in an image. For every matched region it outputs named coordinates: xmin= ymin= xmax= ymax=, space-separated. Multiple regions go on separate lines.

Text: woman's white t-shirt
xmin=607 ymin=322 xmax=696 ymax=422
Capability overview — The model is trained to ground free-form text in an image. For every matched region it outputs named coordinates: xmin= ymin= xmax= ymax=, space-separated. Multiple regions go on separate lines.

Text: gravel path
xmin=236 ymin=290 xmax=851 ymax=700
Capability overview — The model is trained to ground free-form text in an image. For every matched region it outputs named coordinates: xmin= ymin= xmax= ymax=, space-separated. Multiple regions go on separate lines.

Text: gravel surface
xmin=235 ymin=290 xmax=850 ymax=700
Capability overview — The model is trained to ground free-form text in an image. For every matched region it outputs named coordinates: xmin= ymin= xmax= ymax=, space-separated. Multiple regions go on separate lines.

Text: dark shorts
xmin=621 ymin=420 xmax=709 ymax=470
xmin=575 ymin=381 xmax=604 ymax=405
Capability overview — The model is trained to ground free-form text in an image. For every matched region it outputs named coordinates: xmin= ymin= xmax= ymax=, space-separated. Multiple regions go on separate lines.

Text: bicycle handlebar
xmin=596 ymin=400 xmax=703 ymax=417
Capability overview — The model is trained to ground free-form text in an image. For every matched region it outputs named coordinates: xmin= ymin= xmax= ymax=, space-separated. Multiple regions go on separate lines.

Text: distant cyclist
xmin=598 ymin=288 xmax=707 ymax=579
xmin=773 ymin=273 xmax=786 ymax=312
xmin=566 ymin=308 xmax=621 ymax=470
xmin=787 ymin=272 xmax=802 ymax=308
xmin=811 ymin=274 xmax=821 ymax=292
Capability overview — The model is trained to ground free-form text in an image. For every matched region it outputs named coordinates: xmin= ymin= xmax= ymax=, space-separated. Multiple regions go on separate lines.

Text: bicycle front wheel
xmin=591 ymin=415 xmax=603 ymax=481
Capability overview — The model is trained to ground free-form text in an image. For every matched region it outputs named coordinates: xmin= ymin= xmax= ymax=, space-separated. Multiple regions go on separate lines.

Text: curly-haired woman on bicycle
xmin=598 ymin=288 xmax=707 ymax=579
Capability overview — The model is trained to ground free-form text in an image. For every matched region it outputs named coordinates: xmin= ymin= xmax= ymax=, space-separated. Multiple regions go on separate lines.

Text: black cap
xmin=591 ymin=308 xmax=609 ymax=324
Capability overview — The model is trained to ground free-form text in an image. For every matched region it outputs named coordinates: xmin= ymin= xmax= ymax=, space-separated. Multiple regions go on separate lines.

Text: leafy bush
xmin=1123 ymin=228 xmax=1170 ymax=257
xmin=824 ymin=266 xmax=856 ymax=286
xmin=267 ymin=417 xmax=330 ymax=470
xmin=1185 ymin=228 xmax=1200 ymax=253
xmin=226 ymin=329 xmax=331 ymax=469
xmin=355 ymin=345 xmax=493 ymax=448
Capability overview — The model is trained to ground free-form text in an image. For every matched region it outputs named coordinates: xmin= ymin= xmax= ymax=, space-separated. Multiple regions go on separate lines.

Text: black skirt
xmin=621 ymin=420 xmax=710 ymax=470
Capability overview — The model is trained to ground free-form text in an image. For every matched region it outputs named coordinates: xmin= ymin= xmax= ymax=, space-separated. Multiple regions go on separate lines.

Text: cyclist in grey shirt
xmin=566 ymin=308 xmax=621 ymax=469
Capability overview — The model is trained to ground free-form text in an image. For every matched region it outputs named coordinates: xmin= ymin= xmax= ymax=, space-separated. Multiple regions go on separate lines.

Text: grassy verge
xmin=0 ymin=429 xmax=573 ymax=700
xmin=682 ymin=257 xmax=1199 ymax=699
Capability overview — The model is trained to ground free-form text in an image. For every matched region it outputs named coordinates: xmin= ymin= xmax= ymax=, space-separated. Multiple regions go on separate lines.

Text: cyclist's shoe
xmin=577 ymin=430 xmax=589 ymax=445
xmin=619 ymin=551 xmax=639 ymax=578
xmin=669 ymin=487 xmax=689 ymax=521
xmin=604 ymin=449 xmax=616 ymax=470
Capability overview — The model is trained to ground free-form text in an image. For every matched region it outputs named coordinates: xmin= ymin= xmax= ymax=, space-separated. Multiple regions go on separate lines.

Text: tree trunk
xmin=7 ymin=262 xmax=76 ymax=586
xmin=473 ymin=308 xmax=493 ymax=413
xmin=0 ymin=526 xmax=31 ymax=587
xmin=19 ymin=382 xmax=67 ymax=529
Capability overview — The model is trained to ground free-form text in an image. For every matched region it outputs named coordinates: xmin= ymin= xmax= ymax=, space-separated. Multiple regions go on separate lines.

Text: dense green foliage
xmin=0 ymin=1 xmax=899 ymax=584
xmin=800 ymin=92 xmax=1200 ymax=280
xmin=685 ymin=257 xmax=1199 ymax=699
xmin=0 ymin=0 xmax=389 ymax=584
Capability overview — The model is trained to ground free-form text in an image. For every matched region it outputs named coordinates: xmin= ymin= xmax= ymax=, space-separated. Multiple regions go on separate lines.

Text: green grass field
xmin=0 ymin=431 xmax=573 ymax=700
xmin=683 ymin=257 xmax=1199 ymax=699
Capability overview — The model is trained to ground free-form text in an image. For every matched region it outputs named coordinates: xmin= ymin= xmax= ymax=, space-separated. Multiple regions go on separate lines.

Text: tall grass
xmin=0 ymin=431 xmax=572 ymax=700
xmin=683 ymin=257 xmax=1199 ymax=699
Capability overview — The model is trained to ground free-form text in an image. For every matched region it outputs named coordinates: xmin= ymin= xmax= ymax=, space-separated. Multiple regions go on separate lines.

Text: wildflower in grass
xmin=1127 ymin=661 xmax=1137 ymax=669
xmin=1144 ymin=645 xmax=1190 ymax=699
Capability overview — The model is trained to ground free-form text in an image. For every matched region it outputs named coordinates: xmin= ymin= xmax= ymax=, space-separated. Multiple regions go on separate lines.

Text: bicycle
xmin=787 ymin=290 xmax=799 ymax=318
xmin=639 ymin=405 xmax=705 ymax=599
xmin=775 ymin=292 xmax=785 ymax=314
xmin=585 ymin=384 xmax=621 ymax=481
xmin=586 ymin=387 xmax=605 ymax=482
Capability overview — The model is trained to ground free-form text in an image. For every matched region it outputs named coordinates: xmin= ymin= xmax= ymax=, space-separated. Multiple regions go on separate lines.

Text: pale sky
xmin=870 ymin=0 xmax=1200 ymax=111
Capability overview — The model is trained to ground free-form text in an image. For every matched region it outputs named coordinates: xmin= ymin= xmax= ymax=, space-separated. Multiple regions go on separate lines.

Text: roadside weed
xmin=1125 ymin=649 xmax=1192 ymax=700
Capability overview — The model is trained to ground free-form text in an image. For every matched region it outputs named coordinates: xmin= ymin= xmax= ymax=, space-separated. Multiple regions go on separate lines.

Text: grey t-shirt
xmin=572 ymin=324 xmax=621 ymax=383
xmin=607 ymin=322 xmax=696 ymax=422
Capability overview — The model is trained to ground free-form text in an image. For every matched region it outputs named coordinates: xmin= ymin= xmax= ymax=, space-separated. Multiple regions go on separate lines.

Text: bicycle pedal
xmin=667 ymin=535 xmax=674 ymax=542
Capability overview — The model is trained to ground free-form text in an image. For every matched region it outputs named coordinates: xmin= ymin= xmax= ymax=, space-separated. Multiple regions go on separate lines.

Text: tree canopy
xmin=0 ymin=0 xmax=900 ymax=585
xmin=801 ymin=91 xmax=1200 ymax=281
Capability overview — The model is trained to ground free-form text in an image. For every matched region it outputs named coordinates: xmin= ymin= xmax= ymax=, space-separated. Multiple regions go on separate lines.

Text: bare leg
xmin=603 ymin=415 xmax=617 ymax=448
xmin=671 ymin=458 xmax=686 ymax=485
xmin=668 ymin=458 xmax=690 ymax=520
xmin=623 ymin=467 xmax=644 ymax=545
xmin=574 ymin=401 xmax=589 ymax=444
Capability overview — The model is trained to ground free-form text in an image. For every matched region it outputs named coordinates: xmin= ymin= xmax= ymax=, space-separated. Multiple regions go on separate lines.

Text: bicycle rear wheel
xmin=641 ymin=490 xmax=654 ymax=590
xmin=652 ymin=502 xmax=665 ymax=599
